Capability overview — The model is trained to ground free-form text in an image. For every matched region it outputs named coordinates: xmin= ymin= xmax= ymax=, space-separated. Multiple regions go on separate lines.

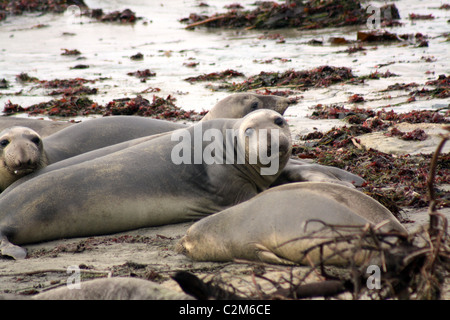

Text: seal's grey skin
xmin=0 ymin=117 xmax=73 ymax=138
xmin=0 ymin=126 xmax=48 ymax=191
xmin=201 ymin=93 xmax=290 ymax=121
xmin=43 ymin=116 xmax=185 ymax=163
xmin=34 ymin=277 xmax=193 ymax=300
xmin=2 ymin=93 xmax=364 ymax=190
xmin=40 ymin=93 xmax=290 ymax=164
xmin=272 ymin=158 xmax=365 ymax=188
xmin=2 ymin=93 xmax=290 ymax=146
xmin=1 ymin=133 xmax=171 ymax=194
xmin=0 ymin=110 xmax=291 ymax=259
xmin=177 ymin=182 xmax=407 ymax=266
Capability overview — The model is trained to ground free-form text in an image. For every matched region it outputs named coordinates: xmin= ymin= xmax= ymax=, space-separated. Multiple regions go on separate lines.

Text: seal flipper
xmin=272 ymin=160 xmax=365 ymax=188
xmin=0 ymin=236 xmax=27 ymax=260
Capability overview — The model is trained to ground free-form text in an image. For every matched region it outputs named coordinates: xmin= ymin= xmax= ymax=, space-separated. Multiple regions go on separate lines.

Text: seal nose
xmin=275 ymin=98 xmax=290 ymax=115
xmin=14 ymin=153 xmax=36 ymax=169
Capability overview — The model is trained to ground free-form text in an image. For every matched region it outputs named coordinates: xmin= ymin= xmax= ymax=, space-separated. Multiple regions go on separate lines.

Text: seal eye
xmin=0 ymin=139 xmax=9 ymax=148
xmin=31 ymin=137 xmax=41 ymax=145
xmin=250 ymin=101 xmax=259 ymax=110
xmin=274 ymin=117 xmax=285 ymax=127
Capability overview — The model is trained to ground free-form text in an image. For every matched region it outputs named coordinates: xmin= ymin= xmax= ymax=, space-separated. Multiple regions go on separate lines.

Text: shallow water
xmin=0 ymin=0 xmax=449 ymax=137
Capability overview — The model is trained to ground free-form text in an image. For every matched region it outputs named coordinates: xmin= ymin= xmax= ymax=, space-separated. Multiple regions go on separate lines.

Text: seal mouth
xmin=6 ymin=166 xmax=36 ymax=176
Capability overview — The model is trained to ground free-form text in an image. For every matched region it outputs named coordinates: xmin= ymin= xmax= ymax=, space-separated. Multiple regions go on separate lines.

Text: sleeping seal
xmin=177 ymin=182 xmax=407 ymax=266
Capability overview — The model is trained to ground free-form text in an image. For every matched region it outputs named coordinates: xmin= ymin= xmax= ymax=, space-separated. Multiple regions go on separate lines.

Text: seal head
xmin=0 ymin=126 xmax=48 ymax=191
xmin=201 ymin=93 xmax=291 ymax=121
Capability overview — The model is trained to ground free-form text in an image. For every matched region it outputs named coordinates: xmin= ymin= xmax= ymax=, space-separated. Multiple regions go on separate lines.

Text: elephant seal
xmin=43 ymin=116 xmax=185 ymax=163
xmin=41 ymin=93 xmax=291 ymax=164
xmin=177 ymin=182 xmax=407 ymax=266
xmin=0 ymin=126 xmax=48 ymax=191
xmin=201 ymin=93 xmax=290 ymax=121
xmin=0 ymin=117 xmax=73 ymax=138
xmin=34 ymin=277 xmax=193 ymax=300
xmin=272 ymin=158 xmax=365 ymax=188
xmin=0 ymin=110 xmax=291 ymax=259
xmin=0 ymin=93 xmax=290 ymax=189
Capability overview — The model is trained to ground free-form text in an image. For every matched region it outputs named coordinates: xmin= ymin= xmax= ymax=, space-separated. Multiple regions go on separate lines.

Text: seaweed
xmin=412 ymin=74 xmax=450 ymax=99
xmin=409 ymin=13 xmax=435 ymax=20
xmin=127 ymin=69 xmax=156 ymax=82
xmin=38 ymin=78 xmax=97 ymax=96
xmin=357 ymin=31 xmax=428 ymax=47
xmin=15 ymin=72 xmax=39 ymax=83
xmin=61 ymin=49 xmax=81 ymax=56
xmin=184 ymin=70 xmax=245 ymax=83
xmin=226 ymin=66 xmax=354 ymax=91
xmin=2 ymin=95 xmax=207 ymax=121
xmin=0 ymin=0 xmax=88 ymax=22
xmin=88 ymin=8 xmax=137 ymax=23
xmin=130 ymin=53 xmax=144 ymax=61
xmin=385 ymin=128 xmax=429 ymax=141
xmin=181 ymin=0 xmax=393 ymax=30
xmin=0 ymin=78 xmax=9 ymax=89
xmin=309 ymin=104 xmax=449 ymax=125
xmin=295 ymin=122 xmax=449 ymax=213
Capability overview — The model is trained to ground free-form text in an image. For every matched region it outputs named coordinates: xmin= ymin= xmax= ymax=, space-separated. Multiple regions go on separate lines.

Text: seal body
xmin=0 ymin=126 xmax=48 ymax=191
xmin=177 ymin=182 xmax=407 ymax=266
xmin=0 ymin=110 xmax=291 ymax=259
xmin=201 ymin=93 xmax=290 ymax=121
xmin=0 ymin=117 xmax=73 ymax=137
xmin=34 ymin=277 xmax=193 ymax=300
xmin=41 ymin=93 xmax=291 ymax=163
xmin=43 ymin=116 xmax=184 ymax=163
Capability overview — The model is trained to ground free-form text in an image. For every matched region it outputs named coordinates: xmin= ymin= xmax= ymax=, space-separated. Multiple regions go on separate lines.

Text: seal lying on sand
xmin=0 ymin=110 xmax=291 ymax=259
xmin=272 ymin=158 xmax=365 ymax=188
xmin=40 ymin=93 xmax=291 ymax=163
xmin=34 ymin=277 xmax=193 ymax=300
xmin=201 ymin=93 xmax=290 ymax=121
xmin=0 ymin=93 xmax=290 ymax=189
xmin=177 ymin=182 xmax=407 ymax=266
xmin=42 ymin=116 xmax=186 ymax=163
xmin=0 ymin=126 xmax=48 ymax=192
xmin=0 ymin=93 xmax=290 ymax=137
xmin=0 ymin=117 xmax=72 ymax=138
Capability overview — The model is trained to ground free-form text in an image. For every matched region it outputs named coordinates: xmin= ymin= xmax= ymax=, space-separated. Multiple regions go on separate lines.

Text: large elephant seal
xmin=34 ymin=277 xmax=193 ymax=300
xmin=0 ymin=117 xmax=73 ymax=138
xmin=0 ymin=126 xmax=48 ymax=191
xmin=177 ymin=182 xmax=407 ymax=266
xmin=41 ymin=93 xmax=291 ymax=164
xmin=201 ymin=93 xmax=290 ymax=121
xmin=0 ymin=93 xmax=290 ymax=189
xmin=0 ymin=110 xmax=291 ymax=259
xmin=42 ymin=116 xmax=185 ymax=163
xmin=1 ymin=93 xmax=290 ymax=141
